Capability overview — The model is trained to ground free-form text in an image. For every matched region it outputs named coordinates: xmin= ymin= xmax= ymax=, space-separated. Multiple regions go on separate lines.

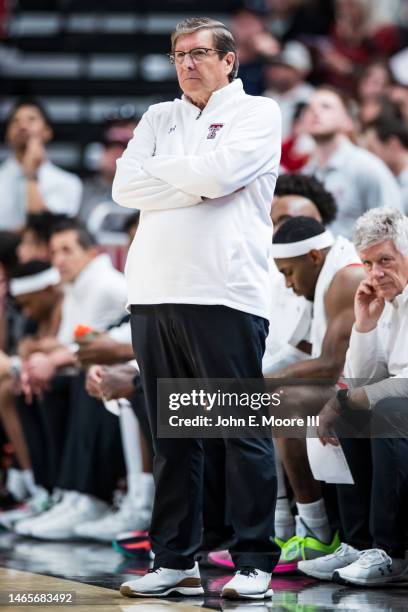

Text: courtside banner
xmin=156 ymin=378 xmax=408 ymax=439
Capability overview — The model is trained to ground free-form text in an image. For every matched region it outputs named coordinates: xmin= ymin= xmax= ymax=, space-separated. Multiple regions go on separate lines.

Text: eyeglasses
xmin=168 ymin=47 xmax=224 ymax=65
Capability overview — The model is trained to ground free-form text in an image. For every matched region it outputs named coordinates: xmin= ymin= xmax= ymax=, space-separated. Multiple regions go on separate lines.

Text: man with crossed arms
xmin=113 ymin=16 xmax=281 ymax=601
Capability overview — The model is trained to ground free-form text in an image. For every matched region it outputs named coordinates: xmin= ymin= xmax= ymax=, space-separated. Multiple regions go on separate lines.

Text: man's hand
xmin=354 ymin=280 xmax=385 ymax=333
xmin=21 ymin=137 xmax=45 ymax=176
xmin=25 ymin=352 xmax=56 ymax=388
xmin=76 ymin=334 xmax=131 ymax=366
xmin=317 ymin=396 xmax=341 ymax=446
xmin=85 ymin=364 xmax=106 ymax=399
xmin=99 ymin=364 xmax=137 ymax=401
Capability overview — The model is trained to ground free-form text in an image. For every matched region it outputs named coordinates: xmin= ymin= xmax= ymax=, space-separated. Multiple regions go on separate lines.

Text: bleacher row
xmin=0 ymin=5 xmax=234 ymax=174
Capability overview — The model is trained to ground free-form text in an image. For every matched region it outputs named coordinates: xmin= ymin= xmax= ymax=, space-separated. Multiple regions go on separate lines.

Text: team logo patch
xmin=207 ymin=123 xmax=224 ymax=139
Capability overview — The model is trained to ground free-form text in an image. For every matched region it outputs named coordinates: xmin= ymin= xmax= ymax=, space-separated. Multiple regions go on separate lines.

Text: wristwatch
xmin=336 ymin=388 xmax=350 ymax=412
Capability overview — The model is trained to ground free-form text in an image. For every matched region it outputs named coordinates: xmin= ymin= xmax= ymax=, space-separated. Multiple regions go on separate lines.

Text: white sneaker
xmin=333 ymin=549 xmax=408 ymax=587
xmin=0 ymin=488 xmax=50 ymax=530
xmin=120 ymin=562 xmax=204 ymax=597
xmin=74 ymin=494 xmax=151 ymax=542
xmin=298 ymin=543 xmax=360 ymax=580
xmin=14 ymin=491 xmax=79 ymax=536
xmin=29 ymin=494 xmax=108 ymax=540
xmin=222 ymin=569 xmax=273 ymax=600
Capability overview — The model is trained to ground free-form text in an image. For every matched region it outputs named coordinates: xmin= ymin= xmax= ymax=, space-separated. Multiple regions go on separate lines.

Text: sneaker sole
xmin=333 ymin=570 xmax=408 ymax=588
xmin=120 ymin=585 xmax=204 ymax=598
xmin=222 ymin=588 xmax=273 ymax=600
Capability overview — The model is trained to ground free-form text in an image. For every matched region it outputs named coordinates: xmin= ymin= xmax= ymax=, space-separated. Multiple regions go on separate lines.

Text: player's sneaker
xmin=30 ymin=493 xmax=108 ymax=540
xmin=298 ymin=543 xmax=360 ymax=580
xmin=333 ymin=549 xmax=408 ymax=587
xmin=208 ymin=549 xmax=234 ymax=570
xmin=74 ymin=494 xmax=150 ymax=542
xmin=0 ymin=488 xmax=50 ymax=530
xmin=275 ymin=531 xmax=341 ymax=574
xmin=112 ymin=529 xmax=152 ymax=558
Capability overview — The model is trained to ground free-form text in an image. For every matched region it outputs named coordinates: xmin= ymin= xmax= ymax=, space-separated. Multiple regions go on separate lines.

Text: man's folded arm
xmin=143 ymin=100 xmax=281 ymax=200
xmin=344 ymin=325 xmax=389 ymax=385
xmin=112 ymin=111 xmax=203 ymax=211
xmin=363 ymin=370 xmax=408 ymax=407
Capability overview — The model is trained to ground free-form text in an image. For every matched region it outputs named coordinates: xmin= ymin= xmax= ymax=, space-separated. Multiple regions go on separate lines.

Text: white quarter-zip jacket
xmin=112 ymin=79 xmax=281 ymax=319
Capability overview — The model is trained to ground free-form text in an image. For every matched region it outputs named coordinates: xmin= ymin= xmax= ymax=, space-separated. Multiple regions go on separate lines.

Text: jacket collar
xmin=181 ymin=78 xmax=244 ymax=115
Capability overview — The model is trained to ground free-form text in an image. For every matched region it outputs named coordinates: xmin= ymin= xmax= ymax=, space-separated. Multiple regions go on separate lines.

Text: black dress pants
xmin=57 ymin=372 xmax=125 ymax=503
xmin=130 ymin=303 xmax=279 ymax=572
xmin=337 ymin=399 xmax=408 ymax=558
xmin=17 ymin=375 xmax=72 ymax=491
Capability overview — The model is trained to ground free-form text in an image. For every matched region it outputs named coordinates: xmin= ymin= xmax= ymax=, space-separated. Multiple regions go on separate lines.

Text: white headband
xmin=270 ymin=230 xmax=335 ymax=259
xmin=10 ymin=268 xmax=61 ymax=296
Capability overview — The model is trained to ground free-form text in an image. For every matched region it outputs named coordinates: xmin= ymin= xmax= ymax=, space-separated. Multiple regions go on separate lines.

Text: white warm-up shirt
xmin=345 ymin=285 xmax=408 ymax=407
xmin=112 ymin=79 xmax=282 ymax=319
xmin=57 ymin=254 xmax=127 ymax=344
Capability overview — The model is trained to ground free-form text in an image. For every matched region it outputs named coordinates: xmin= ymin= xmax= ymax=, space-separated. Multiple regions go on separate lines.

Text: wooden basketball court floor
xmin=0 ymin=532 xmax=407 ymax=611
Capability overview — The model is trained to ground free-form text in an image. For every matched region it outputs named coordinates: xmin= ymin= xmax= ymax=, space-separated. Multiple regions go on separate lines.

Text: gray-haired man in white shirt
xmin=302 ymin=209 xmax=408 ymax=587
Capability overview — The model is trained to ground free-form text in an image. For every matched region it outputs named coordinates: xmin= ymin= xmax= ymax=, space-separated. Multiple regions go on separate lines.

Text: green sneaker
xmin=275 ymin=531 xmax=341 ymax=574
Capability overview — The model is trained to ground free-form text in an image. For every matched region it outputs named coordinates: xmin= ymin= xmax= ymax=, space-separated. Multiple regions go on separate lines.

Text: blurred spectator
xmin=302 ymin=87 xmax=403 ymax=237
xmin=79 ymin=119 xmax=138 ymax=232
xmin=280 ymin=102 xmax=315 ymax=172
xmin=362 ymin=115 xmax=408 ymax=212
xmin=357 ymin=60 xmax=393 ymax=104
xmin=264 ymin=41 xmax=314 ymax=138
xmin=387 ymin=82 xmax=408 ymax=122
xmin=265 ymin=0 xmax=334 ymax=41
xmin=0 ymin=99 xmax=82 ymax=231
xmin=17 ymin=213 xmax=68 ymax=265
xmin=230 ymin=8 xmax=280 ymax=95
xmin=316 ymin=0 xmax=402 ymax=92
xmin=357 ymin=59 xmax=395 ymax=125
xmin=358 ymin=95 xmax=402 ymax=126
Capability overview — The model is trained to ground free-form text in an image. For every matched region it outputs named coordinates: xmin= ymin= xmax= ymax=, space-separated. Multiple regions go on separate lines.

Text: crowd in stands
xmin=0 ymin=0 xmax=407 ymax=590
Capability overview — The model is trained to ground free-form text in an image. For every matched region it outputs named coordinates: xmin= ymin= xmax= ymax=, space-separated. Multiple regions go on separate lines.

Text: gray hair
xmin=171 ymin=17 xmax=239 ymax=82
xmin=353 ymin=208 xmax=408 ymax=256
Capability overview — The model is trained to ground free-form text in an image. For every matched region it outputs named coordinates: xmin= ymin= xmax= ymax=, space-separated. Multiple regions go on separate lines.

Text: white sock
xmin=119 ymin=403 xmax=141 ymax=498
xmin=138 ymin=473 xmax=154 ymax=510
xmin=6 ymin=468 xmax=27 ymax=501
xmin=21 ymin=470 xmax=46 ymax=498
xmin=274 ymin=441 xmax=295 ymax=540
xmin=275 ymin=497 xmax=295 ymax=541
xmin=296 ymin=498 xmax=332 ymax=544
